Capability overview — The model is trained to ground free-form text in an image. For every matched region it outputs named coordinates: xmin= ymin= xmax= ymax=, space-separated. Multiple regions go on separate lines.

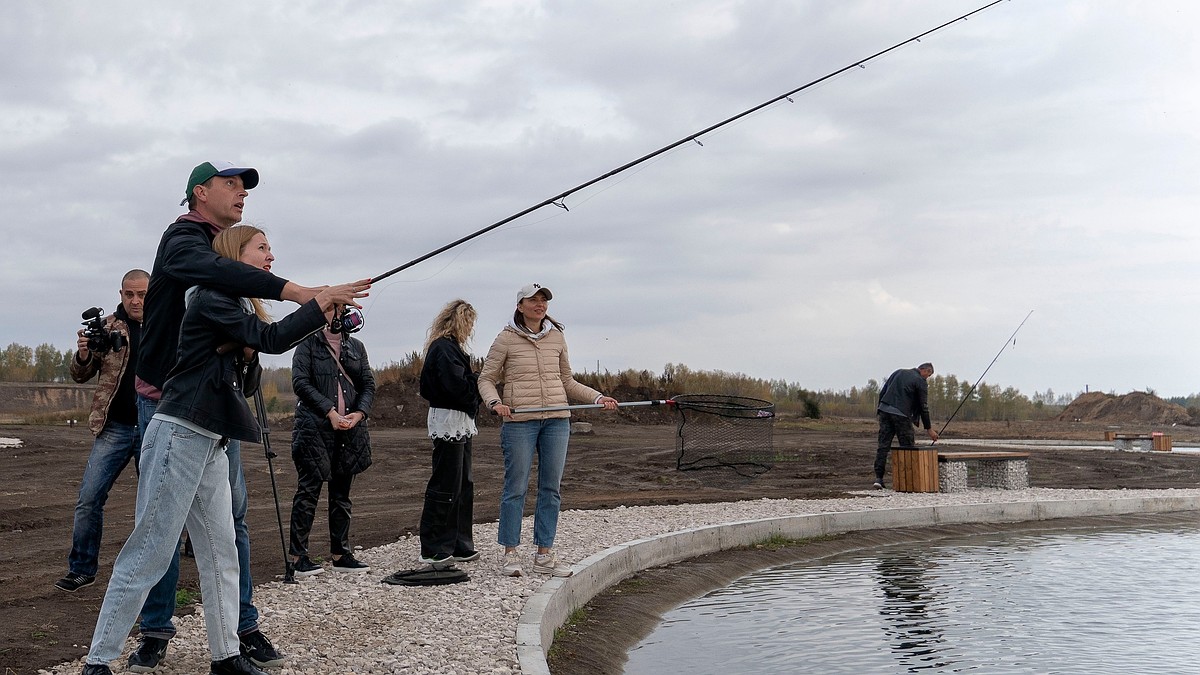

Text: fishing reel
xmin=329 ymin=306 xmax=364 ymax=334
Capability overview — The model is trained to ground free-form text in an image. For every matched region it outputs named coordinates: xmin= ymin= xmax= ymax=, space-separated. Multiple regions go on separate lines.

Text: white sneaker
xmin=502 ymin=551 xmax=523 ymax=577
xmin=532 ymin=551 xmax=573 ymax=577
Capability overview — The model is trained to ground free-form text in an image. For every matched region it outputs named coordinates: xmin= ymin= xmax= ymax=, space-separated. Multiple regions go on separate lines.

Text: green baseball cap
xmin=180 ymin=161 xmax=260 ymax=206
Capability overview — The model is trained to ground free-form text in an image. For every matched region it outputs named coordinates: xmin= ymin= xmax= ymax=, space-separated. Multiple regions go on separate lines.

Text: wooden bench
xmin=1109 ymin=433 xmax=1171 ymax=452
xmin=937 ymin=451 xmax=1030 ymax=492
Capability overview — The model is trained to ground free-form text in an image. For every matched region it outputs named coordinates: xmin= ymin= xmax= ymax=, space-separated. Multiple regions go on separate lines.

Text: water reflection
xmin=875 ymin=555 xmax=949 ymax=670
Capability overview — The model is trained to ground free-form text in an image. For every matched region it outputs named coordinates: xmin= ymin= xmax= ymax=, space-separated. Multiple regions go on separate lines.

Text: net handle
xmin=508 ymin=399 xmax=675 ymax=414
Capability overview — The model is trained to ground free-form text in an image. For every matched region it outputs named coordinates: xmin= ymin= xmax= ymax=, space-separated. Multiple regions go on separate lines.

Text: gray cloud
xmin=3 ymin=0 xmax=1198 ymax=398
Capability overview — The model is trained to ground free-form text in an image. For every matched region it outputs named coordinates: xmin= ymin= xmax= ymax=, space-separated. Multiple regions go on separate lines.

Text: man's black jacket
xmin=877 ymin=367 xmax=932 ymax=430
xmin=139 ymin=217 xmax=289 ymax=391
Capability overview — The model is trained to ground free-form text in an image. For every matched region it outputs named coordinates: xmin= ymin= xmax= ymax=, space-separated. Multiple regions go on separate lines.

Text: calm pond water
xmin=626 ymin=519 xmax=1200 ymax=674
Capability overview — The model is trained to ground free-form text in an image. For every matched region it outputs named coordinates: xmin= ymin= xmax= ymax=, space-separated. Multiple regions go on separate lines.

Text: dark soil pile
xmin=1055 ymin=391 xmax=1193 ymax=426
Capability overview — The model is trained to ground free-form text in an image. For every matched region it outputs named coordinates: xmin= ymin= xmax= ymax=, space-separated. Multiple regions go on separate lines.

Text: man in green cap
xmin=97 ymin=160 xmax=370 ymax=675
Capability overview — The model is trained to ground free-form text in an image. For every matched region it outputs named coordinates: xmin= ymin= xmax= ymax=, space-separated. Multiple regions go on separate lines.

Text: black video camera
xmin=81 ymin=307 xmax=128 ymax=354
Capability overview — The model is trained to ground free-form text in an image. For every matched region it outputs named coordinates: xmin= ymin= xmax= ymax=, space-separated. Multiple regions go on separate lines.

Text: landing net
xmin=673 ymin=394 xmax=776 ymax=476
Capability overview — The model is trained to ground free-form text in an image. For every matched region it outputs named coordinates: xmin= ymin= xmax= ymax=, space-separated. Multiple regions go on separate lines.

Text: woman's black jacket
xmin=291 ymin=331 xmax=375 ymax=478
xmin=419 ymin=337 xmax=481 ymax=417
xmin=156 ymin=288 xmax=325 ymax=443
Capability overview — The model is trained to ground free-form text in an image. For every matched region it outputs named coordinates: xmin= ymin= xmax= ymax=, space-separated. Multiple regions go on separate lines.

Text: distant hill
xmin=0 ymin=382 xmax=93 ymax=422
xmin=1056 ymin=391 xmax=1195 ymax=426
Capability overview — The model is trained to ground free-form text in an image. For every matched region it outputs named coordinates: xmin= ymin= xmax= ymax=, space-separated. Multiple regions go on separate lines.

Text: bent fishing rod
xmin=371 ymin=0 xmax=1008 ymax=283
xmin=937 ymin=309 xmax=1034 ymax=437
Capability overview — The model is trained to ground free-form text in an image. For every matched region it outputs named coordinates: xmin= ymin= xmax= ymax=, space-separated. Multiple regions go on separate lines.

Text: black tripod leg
xmin=254 ymin=389 xmax=297 ymax=584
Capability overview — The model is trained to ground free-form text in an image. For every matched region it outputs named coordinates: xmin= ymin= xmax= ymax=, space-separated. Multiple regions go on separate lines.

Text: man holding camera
xmin=55 ymin=269 xmax=149 ymax=593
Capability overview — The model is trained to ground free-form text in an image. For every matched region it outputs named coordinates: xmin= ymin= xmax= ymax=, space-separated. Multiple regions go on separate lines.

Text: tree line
xmin=0 ymin=340 xmax=1092 ymax=422
xmin=0 ymin=343 xmax=75 ymax=383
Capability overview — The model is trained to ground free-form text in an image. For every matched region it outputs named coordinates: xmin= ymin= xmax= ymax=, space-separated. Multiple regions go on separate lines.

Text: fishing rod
xmin=937 ymin=309 xmax=1034 ymax=437
xmin=371 ymin=0 xmax=1008 ymax=283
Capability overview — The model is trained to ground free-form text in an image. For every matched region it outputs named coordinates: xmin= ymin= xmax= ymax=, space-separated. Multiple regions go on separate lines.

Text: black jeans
xmin=418 ymin=437 xmax=475 ymax=558
xmin=874 ymin=412 xmax=916 ymax=482
xmin=289 ymin=463 xmax=355 ymax=558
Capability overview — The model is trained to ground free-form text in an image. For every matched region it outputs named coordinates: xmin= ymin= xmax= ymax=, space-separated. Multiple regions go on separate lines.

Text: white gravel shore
xmin=42 ymin=487 xmax=1200 ymax=674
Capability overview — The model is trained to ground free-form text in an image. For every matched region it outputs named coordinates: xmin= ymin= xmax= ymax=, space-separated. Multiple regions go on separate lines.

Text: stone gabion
xmin=938 ymin=458 xmax=1028 ymax=491
xmin=979 ymin=458 xmax=1029 ymax=489
xmin=938 ymin=461 xmax=969 ymax=492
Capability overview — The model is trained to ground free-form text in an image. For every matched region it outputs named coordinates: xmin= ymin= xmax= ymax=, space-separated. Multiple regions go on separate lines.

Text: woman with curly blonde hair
xmin=416 ymin=299 xmax=483 ymax=565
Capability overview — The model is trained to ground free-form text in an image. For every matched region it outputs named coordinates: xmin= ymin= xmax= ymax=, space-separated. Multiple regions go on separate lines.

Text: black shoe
xmin=211 ymin=654 xmax=268 ymax=675
xmin=452 ymin=550 xmax=481 ymax=562
xmin=418 ymin=552 xmax=454 ymax=569
xmin=239 ymin=630 xmax=284 ymax=668
xmin=81 ymin=664 xmax=113 ymax=675
xmin=127 ymin=635 xmax=169 ymax=673
xmin=331 ymin=554 xmax=370 ymax=573
xmin=292 ymin=556 xmax=324 ymax=577
xmin=55 ymin=572 xmax=96 ymax=592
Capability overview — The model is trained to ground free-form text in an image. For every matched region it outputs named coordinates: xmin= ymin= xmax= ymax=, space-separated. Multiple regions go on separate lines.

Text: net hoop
xmin=671 ymin=394 xmax=775 ymax=419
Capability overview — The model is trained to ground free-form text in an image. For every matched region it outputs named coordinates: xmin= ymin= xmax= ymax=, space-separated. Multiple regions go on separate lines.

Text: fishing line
xmin=937 ymin=309 xmax=1034 ymax=437
xmin=371 ymin=0 xmax=1009 ymax=283
xmin=363 ymin=149 xmax=676 ymax=317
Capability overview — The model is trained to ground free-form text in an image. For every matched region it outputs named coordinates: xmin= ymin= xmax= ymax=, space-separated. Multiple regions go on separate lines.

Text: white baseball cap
xmin=516 ymin=283 xmax=553 ymax=302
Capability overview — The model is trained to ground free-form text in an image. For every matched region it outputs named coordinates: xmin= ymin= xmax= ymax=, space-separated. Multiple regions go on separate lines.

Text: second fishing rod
xmin=936 ymin=310 xmax=1035 ymax=439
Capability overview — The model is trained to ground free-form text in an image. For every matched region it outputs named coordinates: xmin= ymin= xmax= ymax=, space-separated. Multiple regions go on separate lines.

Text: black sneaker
xmin=331 ymin=554 xmax=370 ymax=573
xmin=292 ymin=556 xmax=323 ymax=577
xmin=127 ymin=635 xmax=169 ymax=673
xmin=418 ymin=552 xmax=454 ymax=569
xmin=55 ymin=572 xmax=96 ymax=592
xmin=81 ymin=664 xmax=113 ymax=675
xmin=452 ymin=550 xmax=481 ymax=563
xmin=211 ymin=654 xmax=268 ymax=675
xmin=239 ymin=630 xmax=284 ymax=668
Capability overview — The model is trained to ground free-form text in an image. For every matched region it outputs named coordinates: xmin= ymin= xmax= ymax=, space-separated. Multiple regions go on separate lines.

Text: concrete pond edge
xmin=516 ymin=494 xmax=1200 ymax=674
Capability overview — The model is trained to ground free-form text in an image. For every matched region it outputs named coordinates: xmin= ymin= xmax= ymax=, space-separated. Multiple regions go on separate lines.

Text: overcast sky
xmin=3 ymin=1 xmax=1198 ymax=398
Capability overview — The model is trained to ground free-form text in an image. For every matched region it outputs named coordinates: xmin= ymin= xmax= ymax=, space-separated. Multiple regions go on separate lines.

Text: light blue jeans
xmin=67 ymin=421 xmax=141 ymax=577
xmin=136 ymin=394 xmax=258 ymax=638
xmin=497 ymin=418 xmax=570 ymax=548
xmin=86 ymin=418 xmax=241 ymax=665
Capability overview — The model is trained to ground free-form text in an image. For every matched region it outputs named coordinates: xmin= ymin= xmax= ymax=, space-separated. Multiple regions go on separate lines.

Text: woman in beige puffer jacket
xmin=478 ymin=283 xmax=618 ymax=578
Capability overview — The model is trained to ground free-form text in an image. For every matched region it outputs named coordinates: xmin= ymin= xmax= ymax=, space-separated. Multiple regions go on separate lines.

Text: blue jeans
xmin=86 ymin=418 xmax=241 ymax=664
xmin=497 ymin=418 xmax=570 ymax=548
xmin=137 ymin=394 xmax=259 ymax=638
xmin=67 ymin=421 xmax=141 ymax=577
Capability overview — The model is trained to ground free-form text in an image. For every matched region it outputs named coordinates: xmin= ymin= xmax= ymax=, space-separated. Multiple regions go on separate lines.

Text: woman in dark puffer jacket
xmin=288 ymin=327 xmax=375 ymax=575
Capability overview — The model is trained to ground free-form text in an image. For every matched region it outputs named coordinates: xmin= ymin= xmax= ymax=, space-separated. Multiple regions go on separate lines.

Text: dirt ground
xmin=3 ymin=416 xmax=1200 ymax=674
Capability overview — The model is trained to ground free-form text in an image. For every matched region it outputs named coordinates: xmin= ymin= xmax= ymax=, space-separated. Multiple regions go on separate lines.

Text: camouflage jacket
xmin=69 ymin=312 xmax=135 ymax=436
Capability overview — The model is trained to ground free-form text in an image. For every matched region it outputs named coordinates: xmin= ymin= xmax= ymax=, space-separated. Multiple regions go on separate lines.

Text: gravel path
xmin=42 ymin=487 xmax=1200 ymax=674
